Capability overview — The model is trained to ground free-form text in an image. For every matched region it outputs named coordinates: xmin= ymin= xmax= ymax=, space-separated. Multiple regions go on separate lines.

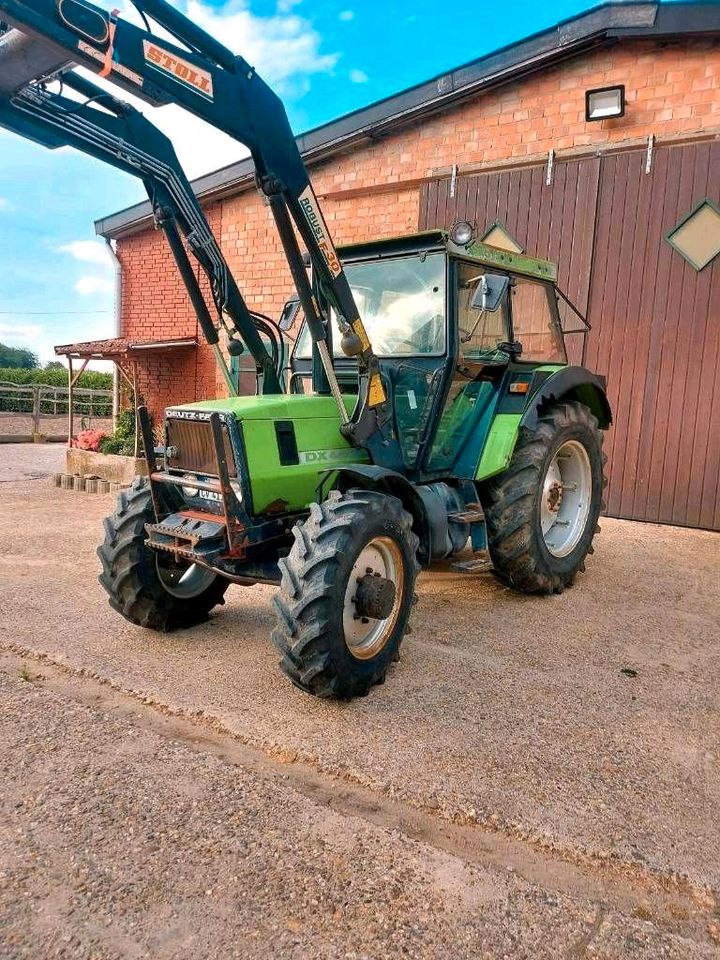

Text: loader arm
xmin=0 ymin=68 xmax=281 ymax=394
xmin=0 ymin=0 xmax=403 ymax=469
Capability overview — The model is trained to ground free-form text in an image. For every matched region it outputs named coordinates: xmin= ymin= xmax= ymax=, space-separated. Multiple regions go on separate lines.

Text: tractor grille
xmin=165 ymin=416 xmax=237 ymax=477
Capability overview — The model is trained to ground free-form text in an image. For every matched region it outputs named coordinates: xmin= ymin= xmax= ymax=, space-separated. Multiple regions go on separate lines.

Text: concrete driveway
xmin=0 ymin=444 xmax=718 ymax=958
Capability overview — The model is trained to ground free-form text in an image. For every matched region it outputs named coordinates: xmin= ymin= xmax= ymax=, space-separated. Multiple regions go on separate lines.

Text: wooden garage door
xmin=586 ymin=141 xmax=720 ymax=531
xmin=419 ymin=145 xmax=720 ymax=530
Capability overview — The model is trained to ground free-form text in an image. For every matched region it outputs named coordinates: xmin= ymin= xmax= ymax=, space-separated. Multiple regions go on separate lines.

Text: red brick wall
xmin=117 ymin=38 xmax=720 ymax=412
xmin=117 ymin=203 xmax=221 ymax=423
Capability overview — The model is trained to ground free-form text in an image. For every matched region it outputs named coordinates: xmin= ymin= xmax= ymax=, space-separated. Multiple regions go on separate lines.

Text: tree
xmin=44 ymin=360 xmax=65 ymax=371
xmin=0 ymin=343 xmax=39 ymax=369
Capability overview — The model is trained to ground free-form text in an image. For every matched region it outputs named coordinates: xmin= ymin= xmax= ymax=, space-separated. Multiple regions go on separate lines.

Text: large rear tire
xmin=480 ymin=401 xmax=606 ymax=594
xmin=272 ymin=489 xmax=420 ymax=699
xmin=97 ymin=477 xmax=229 ymax=630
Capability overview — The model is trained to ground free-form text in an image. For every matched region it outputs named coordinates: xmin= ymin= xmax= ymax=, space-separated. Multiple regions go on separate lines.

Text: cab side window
xmin=510 ymin=279 xmax=566 ymax=363
xmin=456 ymin=262 xmax=509 ymax=361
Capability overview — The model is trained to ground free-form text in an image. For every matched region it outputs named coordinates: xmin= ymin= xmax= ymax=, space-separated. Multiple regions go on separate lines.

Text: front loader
xmin=0 ymin=0 xmax=611 ymax=699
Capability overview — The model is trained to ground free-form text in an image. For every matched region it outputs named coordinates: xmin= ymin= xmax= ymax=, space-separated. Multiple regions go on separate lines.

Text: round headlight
xmin=181 ymin=474 xmax=197 ymax=498
xmin=450 ymin=219 xmax=475 ymax=247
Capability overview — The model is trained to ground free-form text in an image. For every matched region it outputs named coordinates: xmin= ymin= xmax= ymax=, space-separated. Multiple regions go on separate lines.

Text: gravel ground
xmin=0 ymin=443 xmax=65 ymax=482
xmin=0 ymin=444 xmax=719 ymax=958
xmin=1 ymin=658 xmax=716 ymax=960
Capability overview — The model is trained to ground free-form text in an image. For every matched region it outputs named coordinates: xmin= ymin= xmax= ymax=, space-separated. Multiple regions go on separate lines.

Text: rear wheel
xmin=272 ymin=489 xmax=420 ymax=699
xmin=97 ymin=477 xmax=229 ymax=630
xmin=480 ymin=401 xmax=606 ymax=594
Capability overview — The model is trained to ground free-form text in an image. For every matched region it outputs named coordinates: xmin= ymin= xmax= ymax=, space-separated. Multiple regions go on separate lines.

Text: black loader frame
xmin=0 ymin=0 xmax=400 ymax=466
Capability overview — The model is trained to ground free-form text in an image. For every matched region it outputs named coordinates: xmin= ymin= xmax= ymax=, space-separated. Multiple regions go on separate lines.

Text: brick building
xmin=94 ymin=2 xmax=720 ymax=530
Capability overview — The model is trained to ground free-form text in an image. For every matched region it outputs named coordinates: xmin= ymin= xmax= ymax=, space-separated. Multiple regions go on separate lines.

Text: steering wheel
xmin=463 ymin=345 xmax=511 ymax=364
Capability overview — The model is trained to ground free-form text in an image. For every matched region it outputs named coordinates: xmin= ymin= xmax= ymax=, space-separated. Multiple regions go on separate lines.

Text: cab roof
xmin=337 ymin=230 xmax=558 ymax=282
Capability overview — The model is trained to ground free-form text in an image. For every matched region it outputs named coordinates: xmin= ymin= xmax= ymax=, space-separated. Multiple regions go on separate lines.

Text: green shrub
xmin=99 ymin=409 xmax=138 ymax=457
xmin=98 ymin=434 xmax=128 ymax=455
xmin=0 ymin=367 xmax=112 ymax=389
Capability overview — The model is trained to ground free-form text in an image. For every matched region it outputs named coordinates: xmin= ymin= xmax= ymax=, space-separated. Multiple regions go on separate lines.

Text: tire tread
xmin=480 ymin=401 xmax=606 ymax=594
xmin=97 ymin=477 xmax=228 ymax=631
xmin=272 ymin=489 xmax=419 ymax=699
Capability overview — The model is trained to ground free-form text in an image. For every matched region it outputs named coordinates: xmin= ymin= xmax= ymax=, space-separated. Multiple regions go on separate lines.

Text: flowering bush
xmin=73 ymin=428 xmax=106 ymax=451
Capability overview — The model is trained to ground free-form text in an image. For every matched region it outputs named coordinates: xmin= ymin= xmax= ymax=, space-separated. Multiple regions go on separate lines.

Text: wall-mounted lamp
xmin=585 ymin=85 xmax=625 ymax=121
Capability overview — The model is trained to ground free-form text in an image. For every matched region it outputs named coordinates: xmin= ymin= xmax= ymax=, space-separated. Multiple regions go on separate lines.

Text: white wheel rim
xmin=540 ymin=440 xmax=593 ymax=558
xmin=343 ymin=536 xmax=404 ymax=660
xmin=155 ymin=555 xmax=217 ymax=599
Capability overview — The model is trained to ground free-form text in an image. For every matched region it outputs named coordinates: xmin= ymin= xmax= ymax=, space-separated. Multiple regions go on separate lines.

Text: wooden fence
xmin=0 ymin=381 xmax=113 ymax=438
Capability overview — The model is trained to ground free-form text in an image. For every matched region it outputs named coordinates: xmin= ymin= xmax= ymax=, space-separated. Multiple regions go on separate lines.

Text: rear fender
xmin=475 ymin=366 xmax=611 ymax=482
xmin=521 ymin=366 xmax=612 ymax=431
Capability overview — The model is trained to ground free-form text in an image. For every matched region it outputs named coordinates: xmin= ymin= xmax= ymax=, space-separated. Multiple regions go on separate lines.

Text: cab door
xmin=425 ymin=260 xmax=511 ymax=475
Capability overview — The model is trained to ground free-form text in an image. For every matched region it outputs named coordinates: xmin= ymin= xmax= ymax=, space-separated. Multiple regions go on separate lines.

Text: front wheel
xmin=480 ymin=401 xmax=607 ymax=594
xmin=272 ymin=489 xmax=420 ymax=699
xmin=97 ymin=477 xmax=229 ymax=630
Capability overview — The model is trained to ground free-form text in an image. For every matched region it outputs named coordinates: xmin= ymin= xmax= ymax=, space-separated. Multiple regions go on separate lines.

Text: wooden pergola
xmin=54 ymin=336 xmax=197 ymax=454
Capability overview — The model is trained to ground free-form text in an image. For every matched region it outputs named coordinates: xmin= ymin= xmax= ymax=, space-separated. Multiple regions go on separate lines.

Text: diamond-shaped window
xmin=665 ymin=198 xmax=720 ymax=272
xmin=480 ymin=221 xmax=524 ymax=254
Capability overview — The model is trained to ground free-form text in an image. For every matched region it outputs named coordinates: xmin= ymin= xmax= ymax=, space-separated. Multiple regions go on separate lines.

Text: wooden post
xmin=32 ymin=385 xmax=41 ymax=436
xmin=132 ymin=360 xmax=140 ymax=459
xmin=67 ymin=357 xmax=73 ymax=446
xmin=68 ymin=357 xmax=91 ymax=444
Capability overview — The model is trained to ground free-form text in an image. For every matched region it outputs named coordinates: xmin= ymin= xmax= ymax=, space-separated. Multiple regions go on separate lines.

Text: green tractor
xmin=0 ymin=0 xmax=609 ymax=698
xmin=99 ymin=228 xmax=610 ymax=699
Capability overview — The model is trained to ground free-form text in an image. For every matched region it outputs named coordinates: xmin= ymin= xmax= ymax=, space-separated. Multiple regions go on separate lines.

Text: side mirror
xmin=471 ymin=273 xmax=509 ymax=312
xmin=279 ymin=298 xmax=301 ymax=332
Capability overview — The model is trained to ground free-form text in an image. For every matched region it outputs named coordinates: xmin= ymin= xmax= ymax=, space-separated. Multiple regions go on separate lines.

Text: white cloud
xmin=339 ymin=10 xmax=355 ymax=21
xmin=186 ymin=0 xmax=338 ymax=89
xmin=58 ymin=242 xmax=115 ymax=303
xmin=349 ymin=69 xmax=369 ymax=84
xmin=75 ymin=276 xmax=114 ymax=296
xmin=0 ymin=197 xmax=8 ymax=211
xmin=0 ymin=321 xmax=42 ymax=345
xmin=59 ymin=240 xmax=111 ymax=266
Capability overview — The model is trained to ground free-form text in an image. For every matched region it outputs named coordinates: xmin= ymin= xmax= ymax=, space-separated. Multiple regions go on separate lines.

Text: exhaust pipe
xmin=0 ymin=27 xmax=73 ymax=95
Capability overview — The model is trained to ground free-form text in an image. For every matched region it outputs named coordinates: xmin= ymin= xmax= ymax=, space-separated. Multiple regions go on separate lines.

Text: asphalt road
xmin=1 ymin=444 xmax=718 ymax=958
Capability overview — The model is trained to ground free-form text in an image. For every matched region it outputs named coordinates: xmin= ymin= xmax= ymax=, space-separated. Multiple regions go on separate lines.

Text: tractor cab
xmin=290 ymin=231 xmax=578 ymax=481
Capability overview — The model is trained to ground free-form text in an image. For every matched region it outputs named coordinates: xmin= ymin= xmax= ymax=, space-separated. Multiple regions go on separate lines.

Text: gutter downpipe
xmin=104 ymin=238 xmax=122 ymax=428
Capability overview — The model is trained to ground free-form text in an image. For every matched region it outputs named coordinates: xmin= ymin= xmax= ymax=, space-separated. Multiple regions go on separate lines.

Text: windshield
xmin=294 ymin=252 xmax=446 ymax=358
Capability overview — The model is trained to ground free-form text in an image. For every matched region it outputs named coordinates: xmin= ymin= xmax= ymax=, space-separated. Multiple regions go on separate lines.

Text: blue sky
xmin=0 ymin=0 xmax=676 ymax=363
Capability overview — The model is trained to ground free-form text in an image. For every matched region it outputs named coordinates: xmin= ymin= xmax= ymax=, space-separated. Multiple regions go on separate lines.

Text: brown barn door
xmin=419 ymin=157 xmax=601 ymax=362
xmin=586 ymin=141 xmax=720 ymax=531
